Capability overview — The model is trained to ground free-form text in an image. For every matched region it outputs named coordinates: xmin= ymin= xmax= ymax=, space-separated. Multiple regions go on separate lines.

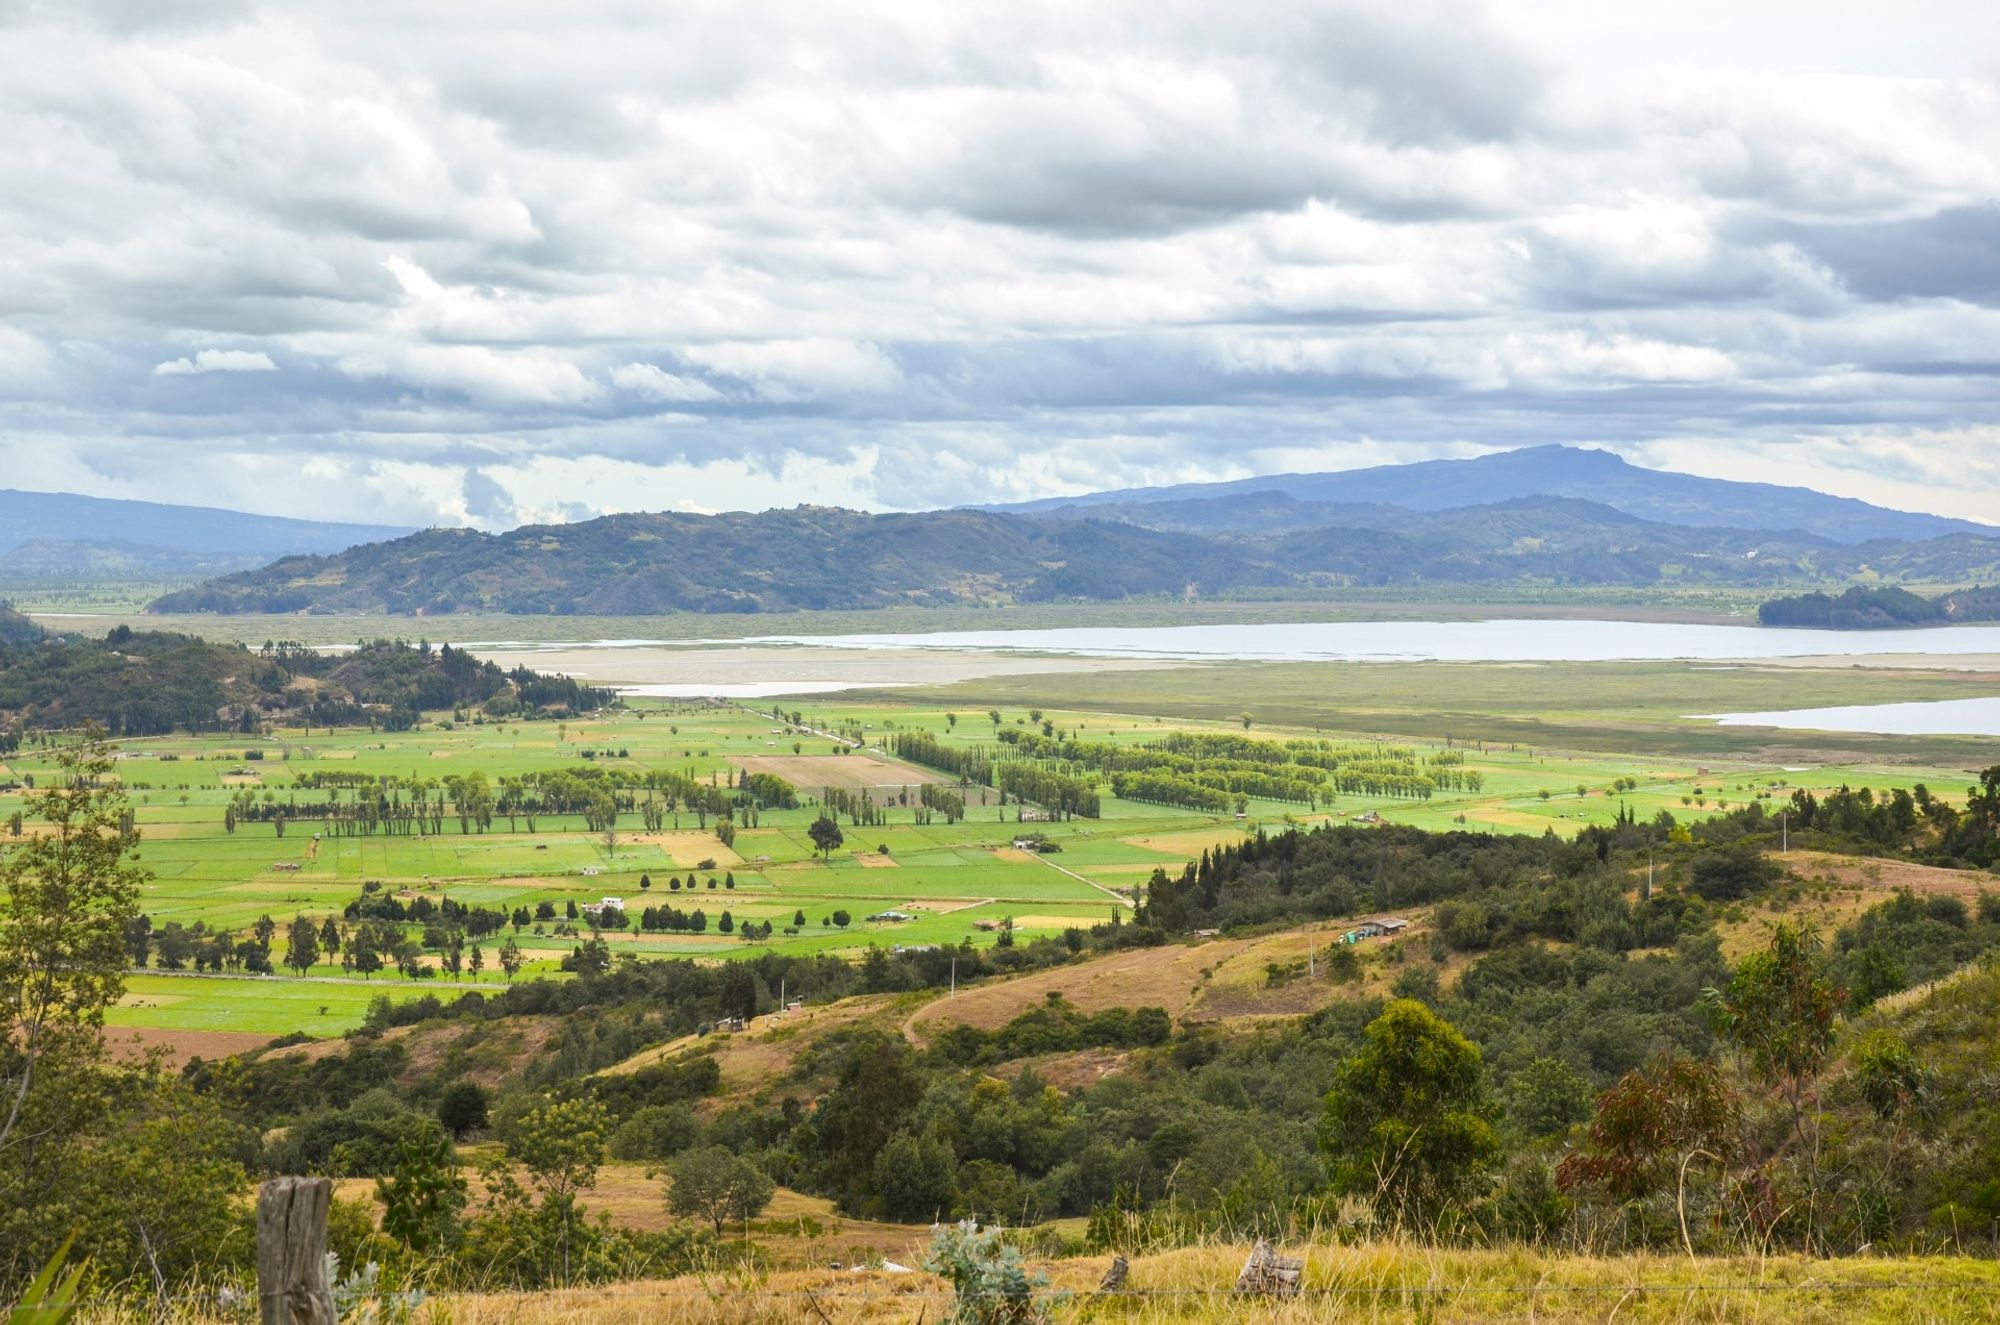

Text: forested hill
xmin=0 ymin=603 xmax=43 ymax=649
xmin=0 ymin=630 xmax=610 ymax=737
xmin=146 ymin=498 xmax=2000 ymax=616
xmin=1758 ymin=584 xmax=2000 ymax=628
xmin=147 ymin=508 xmax=1282 ymax=614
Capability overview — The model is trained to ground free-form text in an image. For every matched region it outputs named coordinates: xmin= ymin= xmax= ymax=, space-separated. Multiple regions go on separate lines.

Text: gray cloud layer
xmin=2 ymin=0 xmax=1998 ymax=527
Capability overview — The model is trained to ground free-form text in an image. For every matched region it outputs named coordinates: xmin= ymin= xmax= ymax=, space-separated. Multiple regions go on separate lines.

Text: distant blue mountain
xmin=987 ymin=445 xmax=1989 ymax=545
xmin=0 ymin=489 xmax=415 ymax=576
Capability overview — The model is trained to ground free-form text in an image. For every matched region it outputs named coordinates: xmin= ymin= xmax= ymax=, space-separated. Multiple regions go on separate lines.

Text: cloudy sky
xmin=2 ymin=0 xmax=1998 ymax=529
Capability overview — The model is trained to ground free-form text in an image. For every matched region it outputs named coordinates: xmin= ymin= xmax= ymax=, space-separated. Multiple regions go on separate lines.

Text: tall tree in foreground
xmin=1702 ymin=922 xmax=1845 ymax=1246
xmin=1703 ymin=923 xmax=1844 ymax=1139
xmin=1319 ymin=998 xmax=1499 ymax=1231
xmin=502 ymin=1097 xmax=611 ymax=1283
xmin=0 ymin=734 xmax=145 ymax=1166
xmin=0 ymin=733 xmax=150 ymax=1282
xmin=376 ymin=1127 xmax=467 ymax=1254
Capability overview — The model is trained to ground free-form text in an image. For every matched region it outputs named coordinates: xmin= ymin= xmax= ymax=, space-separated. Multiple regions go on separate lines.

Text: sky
xmin=2 ymin=0 xmax=1998 ymax=530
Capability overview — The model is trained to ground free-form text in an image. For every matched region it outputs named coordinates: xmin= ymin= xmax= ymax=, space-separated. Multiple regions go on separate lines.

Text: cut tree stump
xmin=1235 ymin=1239 xmax=1304 ymax=1298
xmin=257 ymin=1177 xmax=338 ymax=1325
xmin=1097 ymin=1255 xmax=1129 ymax=1292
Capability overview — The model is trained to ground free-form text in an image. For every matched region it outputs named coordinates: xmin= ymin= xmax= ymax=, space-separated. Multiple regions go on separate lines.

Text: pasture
xmin=4 ymin=689 xmax=1975 ymax=1043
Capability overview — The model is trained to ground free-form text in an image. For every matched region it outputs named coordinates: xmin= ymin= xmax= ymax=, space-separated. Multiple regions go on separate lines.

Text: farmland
xmin=5 ymin=688 xmax=1980 ymax=1045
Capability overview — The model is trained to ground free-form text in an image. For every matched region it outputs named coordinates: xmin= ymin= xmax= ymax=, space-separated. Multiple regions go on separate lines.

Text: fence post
xmin=257 ymin=1176 xmax=337 ymax=1325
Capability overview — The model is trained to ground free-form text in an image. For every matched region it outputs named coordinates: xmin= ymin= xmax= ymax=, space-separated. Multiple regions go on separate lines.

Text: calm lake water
xmin=724 ymin=619 xmax=2000 ymax=664
xmin=1696 ymin=697 xmax=2000 ymax=737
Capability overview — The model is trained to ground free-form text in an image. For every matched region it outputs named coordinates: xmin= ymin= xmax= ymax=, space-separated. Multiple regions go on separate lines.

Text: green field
xmin=898 ymin=657 xmax=2000 ymax=765
xmin=8 ymin=684 xmax=1984 ymax=1044
xmin=107 ymin=972 xmax=407 ymax=1035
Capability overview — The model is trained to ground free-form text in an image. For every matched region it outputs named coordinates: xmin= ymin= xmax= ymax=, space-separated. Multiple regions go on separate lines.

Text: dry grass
xmin=599 ymin=993 xmax=918 ymax=1099
xmin=1120 ymin=827 xmax=1253 ymax=856
xmin=902 ymin=942 xmax=1240 ymax=1043
xmin=619 ymin=831 xmax=744 ymax=867
xmin=901 ymin=917 xmax=1426 ymax=1043
xmin=1701 ymin=851 xmax=1991 ymax=961
xmin=1782 ymin=850 xmax=1990 ymax=898
xmin=132 ymin=1239 xmax=2000 ymax=1324
xmin=261 ymin=1015 xmax=566 ymax=1091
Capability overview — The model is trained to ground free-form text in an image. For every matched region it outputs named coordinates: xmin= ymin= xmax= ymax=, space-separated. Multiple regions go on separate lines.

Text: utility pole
xmin=950 ymin=954 xmax=956 ymax=996
xmin=1307 ymin=927 xmax=1314 ymax=980
xmin=1781 ymin=810 xmax=1788 ymax=854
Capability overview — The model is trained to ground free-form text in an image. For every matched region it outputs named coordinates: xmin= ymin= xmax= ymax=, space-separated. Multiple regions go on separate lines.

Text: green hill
xmin=1759 ymin=584 xmax=2000 ymax=628
xmin=145 ymin=508 xmax=1284 ymax=614
xmin=0 ymin=630 xmax=609 ymax=736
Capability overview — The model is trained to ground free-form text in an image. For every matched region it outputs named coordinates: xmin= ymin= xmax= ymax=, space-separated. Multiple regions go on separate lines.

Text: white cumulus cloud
xmin=152 ymin=349 xmax=279 ymax=376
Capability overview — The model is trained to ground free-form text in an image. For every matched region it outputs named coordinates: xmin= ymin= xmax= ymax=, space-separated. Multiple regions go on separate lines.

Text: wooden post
xmin=257 ymin=1177 xmax=337 ymax=1325
xmin=1234 ymin=1239 xmax=1304 ymax=1298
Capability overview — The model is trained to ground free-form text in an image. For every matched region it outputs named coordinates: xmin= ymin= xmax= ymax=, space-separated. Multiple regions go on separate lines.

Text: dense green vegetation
xmin=892 ymin=725 xmax=1481 ymax=817
xmin=1758 ymin=583 xmax=2000 ymax=628
xmin=147 ymin=509 xmax=1281 ymax=614
xmin=0 ymin=630 xmax=609 ymax=736
xmin=1141 ymin=775 xmax=2000 ymax=937
xmin=0 ymin=604 xmax=42 ymax=650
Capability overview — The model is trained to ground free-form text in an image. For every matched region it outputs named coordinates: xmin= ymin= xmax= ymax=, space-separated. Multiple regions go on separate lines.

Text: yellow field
xmin=194 ymin=1239 xmax=2000 ymax=1325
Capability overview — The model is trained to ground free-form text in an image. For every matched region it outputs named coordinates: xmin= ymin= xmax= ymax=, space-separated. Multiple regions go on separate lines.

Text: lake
xmin=724 ymin=618 xmax=2000 ymax=664
xmin=1697 ymin=696 xmax=2000 ymax=737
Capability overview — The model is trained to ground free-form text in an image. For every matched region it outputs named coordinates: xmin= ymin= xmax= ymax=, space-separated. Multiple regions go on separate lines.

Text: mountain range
xmin=988 ymin=445 xmax=1992 ymax=544
xmin=0 ymin=444 xmax=1947 ymax=616
xmin=0 ymin=489 xmax=416 ymax=580
xmin=145 ymin=490 xmax=2000 ymax=618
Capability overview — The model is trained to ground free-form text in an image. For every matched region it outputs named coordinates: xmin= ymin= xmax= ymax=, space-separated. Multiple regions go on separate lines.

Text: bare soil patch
xmin=855 ymin=853 xmax=900 ymax=868
xmin=729 ymin=753 xmax=944 ymax=795
xmin=107 ymin=1026 xmax=273 ymax=1065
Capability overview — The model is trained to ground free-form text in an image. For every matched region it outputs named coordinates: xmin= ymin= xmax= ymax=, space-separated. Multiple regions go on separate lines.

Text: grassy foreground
xmin=138 ymin=1241 xmax=2000 ymax=1324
